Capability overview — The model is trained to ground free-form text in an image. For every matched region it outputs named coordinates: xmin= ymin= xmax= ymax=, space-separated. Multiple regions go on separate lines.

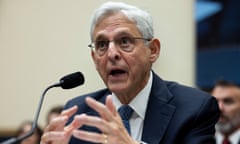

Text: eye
xmin=95 ymin=40 xmax=108 ymax=50
xmin=118 ymin=37 xmax=133 ymax=47
xmin=223 ymin=97 xmax=234 ymax=105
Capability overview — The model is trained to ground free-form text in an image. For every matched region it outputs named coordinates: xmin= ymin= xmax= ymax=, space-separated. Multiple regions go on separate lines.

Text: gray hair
xmin=90 ymin=1 xmax=154 ymax=41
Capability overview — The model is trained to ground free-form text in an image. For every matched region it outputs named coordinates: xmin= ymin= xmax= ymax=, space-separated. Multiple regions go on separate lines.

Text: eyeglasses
xmin=88 ymin=36 xmax=151 ymax=56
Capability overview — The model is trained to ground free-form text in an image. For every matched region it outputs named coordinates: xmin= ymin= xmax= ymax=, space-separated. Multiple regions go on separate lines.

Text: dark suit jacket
xmin=64 ymin=72 xmax=220 ymax=144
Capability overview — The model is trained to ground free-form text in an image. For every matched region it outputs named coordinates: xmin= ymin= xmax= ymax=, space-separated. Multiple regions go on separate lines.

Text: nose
xmin=218 ymin=102 xmax=225 ymax=111
xmin=107 ymin=41 xmax=121 ymax=60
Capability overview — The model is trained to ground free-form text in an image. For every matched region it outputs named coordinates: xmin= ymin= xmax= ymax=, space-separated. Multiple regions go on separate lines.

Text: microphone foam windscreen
xmin=60 ymin=71 xmax=85 ymax=89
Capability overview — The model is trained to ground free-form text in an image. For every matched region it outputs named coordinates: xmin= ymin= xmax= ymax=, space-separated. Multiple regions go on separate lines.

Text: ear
xmin=148 ymin=38 xmax=160 ymax=62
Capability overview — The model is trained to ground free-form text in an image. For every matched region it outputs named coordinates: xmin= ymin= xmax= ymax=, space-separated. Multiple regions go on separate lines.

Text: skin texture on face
xmin=91 ymin=12 xmax=160 ymax=104
xmin=211 ymin=85 xmax=240 ymax=135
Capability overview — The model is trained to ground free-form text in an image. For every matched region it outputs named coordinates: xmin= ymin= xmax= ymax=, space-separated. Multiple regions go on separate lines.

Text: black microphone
xmin=59 ymin=71 xmax=85 ymax=89
xmin=1 ymin=71 xmax=84 ymax=144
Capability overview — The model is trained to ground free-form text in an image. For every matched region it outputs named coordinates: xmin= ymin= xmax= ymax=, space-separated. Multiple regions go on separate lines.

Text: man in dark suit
xmin=211 ymin=80 xmax=240 ymax=144
xmin=41 ymin=1 xmax=220 ymax=144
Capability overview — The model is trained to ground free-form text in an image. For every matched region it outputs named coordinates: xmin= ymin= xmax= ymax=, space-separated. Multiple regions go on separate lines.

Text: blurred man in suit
xmin=212 ymin=80 xmax=240 ymax=144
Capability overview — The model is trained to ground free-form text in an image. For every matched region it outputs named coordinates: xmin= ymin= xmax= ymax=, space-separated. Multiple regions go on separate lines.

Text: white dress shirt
xmin=112 ymin=71 xmax=153 ymax=141
xmin=215 ymin=129 xmax=240 ymax=144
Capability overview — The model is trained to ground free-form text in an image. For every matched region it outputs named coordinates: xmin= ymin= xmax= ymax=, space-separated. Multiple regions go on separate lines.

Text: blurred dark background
xmin=196 ymin=0 xmax=240 ymax=91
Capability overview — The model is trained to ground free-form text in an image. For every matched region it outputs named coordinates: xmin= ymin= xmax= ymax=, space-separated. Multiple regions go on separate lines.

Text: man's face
xmin=91 ymin=13 xmax=159 ymax=99
xmin=211 ymin=85 xmax=240 ymax=134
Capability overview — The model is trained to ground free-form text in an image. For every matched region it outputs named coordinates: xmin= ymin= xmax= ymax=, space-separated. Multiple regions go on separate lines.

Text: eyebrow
xmin=95 ymin=35 xmax=108 ymax=41
xmin=95 ymin=31 xmax=135 ymax=41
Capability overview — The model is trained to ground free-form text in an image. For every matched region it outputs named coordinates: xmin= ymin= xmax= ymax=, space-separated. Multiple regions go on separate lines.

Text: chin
xmin=108 ymin=83 xmax=127 ymax=93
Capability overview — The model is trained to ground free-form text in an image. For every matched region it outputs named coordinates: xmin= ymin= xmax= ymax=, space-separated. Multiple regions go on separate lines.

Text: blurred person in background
xmin=211 ymin=80 xmax=240 ymax=144
xmin=46 ymin=105 xmax=63 ymax=125
xmin=16 ymin=120 xmax=43 ymax=144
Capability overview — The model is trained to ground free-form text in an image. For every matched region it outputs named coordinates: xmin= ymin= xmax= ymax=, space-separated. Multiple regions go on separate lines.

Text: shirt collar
xmin=215 ymin=129 xmax=240 ymax=144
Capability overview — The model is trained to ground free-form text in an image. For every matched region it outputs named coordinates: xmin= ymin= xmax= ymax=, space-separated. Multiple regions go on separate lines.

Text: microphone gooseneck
xmin=1 ymin=72 xmax=84 ymax=144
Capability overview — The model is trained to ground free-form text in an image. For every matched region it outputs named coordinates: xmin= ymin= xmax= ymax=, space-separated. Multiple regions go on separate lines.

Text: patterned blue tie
xmin=118 ymin=105 xmax=133 ymax=135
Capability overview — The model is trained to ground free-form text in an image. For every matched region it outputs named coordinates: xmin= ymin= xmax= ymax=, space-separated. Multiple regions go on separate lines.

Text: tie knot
xmin=118 ymin=105 xmax=133 ymax=120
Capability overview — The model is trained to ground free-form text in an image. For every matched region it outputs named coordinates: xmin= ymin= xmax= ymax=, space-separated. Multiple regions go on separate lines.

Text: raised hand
xmin=40 ymin=105 xmax=81 ymax=144
xmin=72 ymin=95 xmax=138 ymax=144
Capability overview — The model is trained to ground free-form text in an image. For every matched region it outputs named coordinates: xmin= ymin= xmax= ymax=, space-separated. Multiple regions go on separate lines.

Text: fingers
xmin=61 ymin=105 xmax=78 ymax=117
xmin=42 ymin=96 xmax=130 ymax=144
xmin=73 ymin=130 xmax=108 ymax=144
xmin=41 ymin=105 xmax=79 ymax=144
xmin=41 ymin=116 xmax=71 ymax=144
xmin=85 ymin=96 xmax=113 ymax=121
xmin=46 ymin=116 xmax=68 ymax=132
xmin=41 ymin=131 xmax=70 ymax=144
xmin=106 ymin=95 xmax=117 ymax=116
xmin=45 ymin=105 xmax=78 ymax=132
xmin=74 ymin=113 xmax=109 ymax=133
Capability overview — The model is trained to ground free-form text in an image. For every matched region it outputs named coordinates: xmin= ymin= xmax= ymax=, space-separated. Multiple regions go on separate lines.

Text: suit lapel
xmin=141 ymin=72 xmax=176 ymax=144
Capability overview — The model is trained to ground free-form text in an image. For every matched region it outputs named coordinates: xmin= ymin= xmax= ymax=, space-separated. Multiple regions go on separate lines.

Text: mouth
xmin=107 ymin=67 xmax=128 ymax=82
xmin=219 ymin=115 xmax=228 ymax=123
xmin=109 ymin=69 xmax=126 ymax=76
